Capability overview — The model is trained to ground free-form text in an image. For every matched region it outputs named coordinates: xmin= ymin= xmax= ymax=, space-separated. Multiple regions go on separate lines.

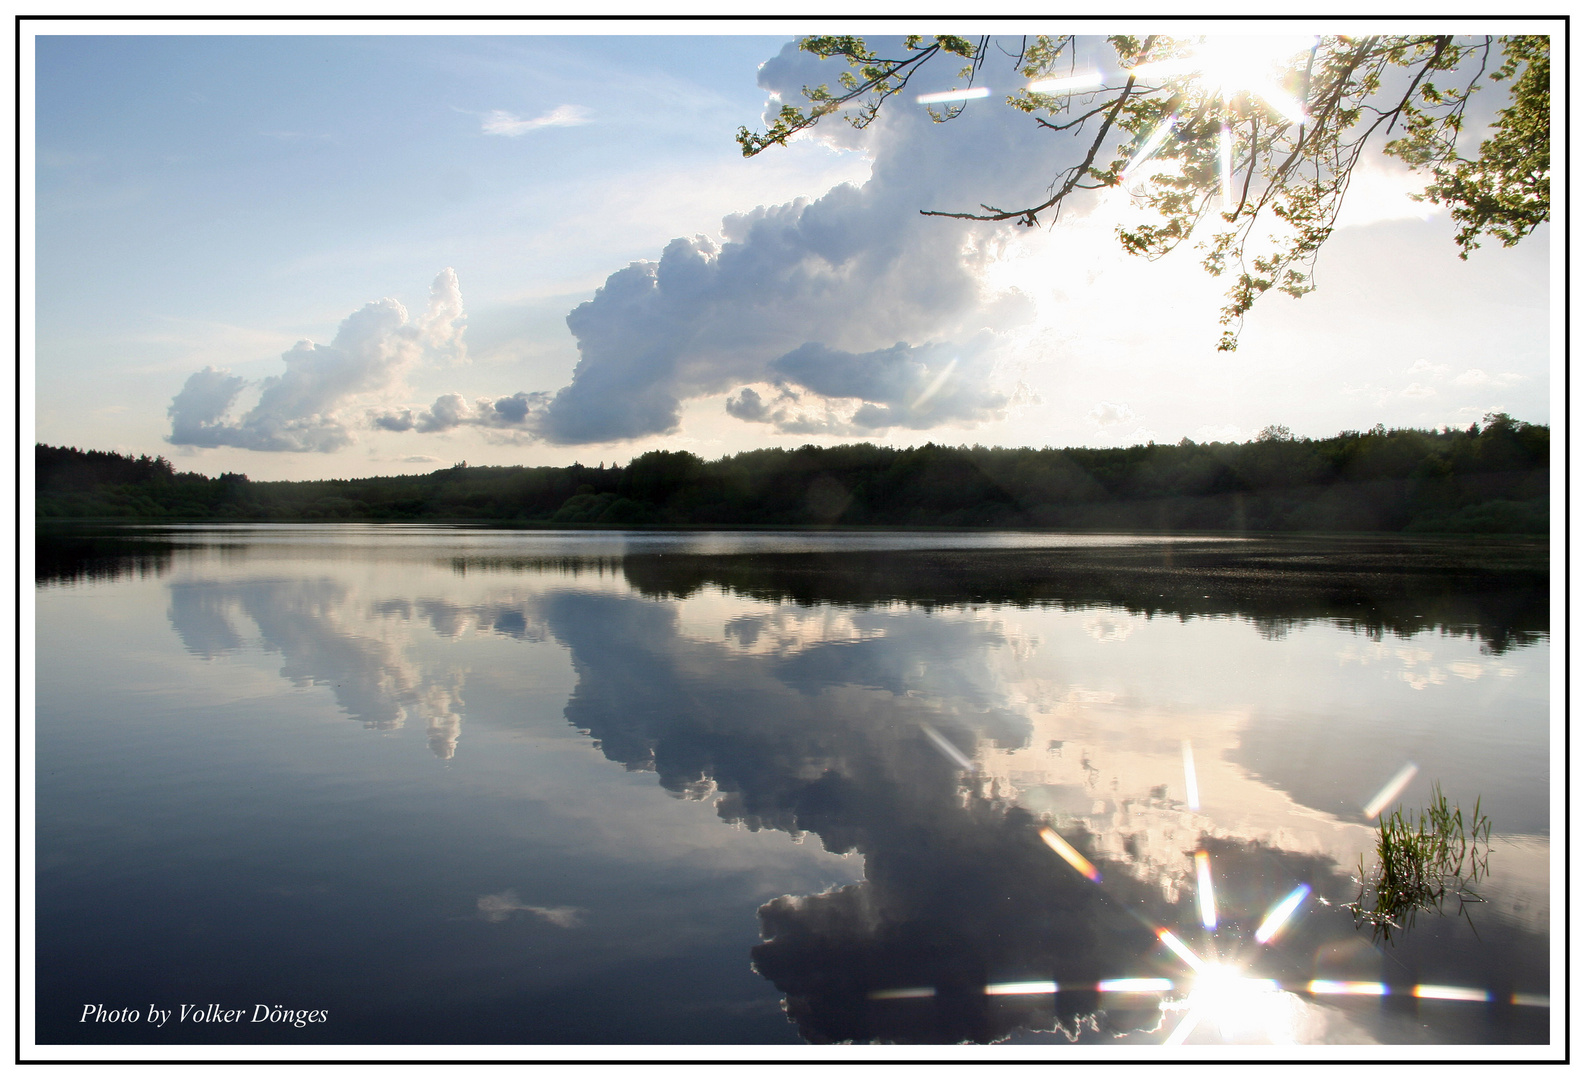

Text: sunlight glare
xmin=1188 ymin=965 xmax=1296 ymax=1043
xmin=1130 ymin=37 xmax=1315 ymax=124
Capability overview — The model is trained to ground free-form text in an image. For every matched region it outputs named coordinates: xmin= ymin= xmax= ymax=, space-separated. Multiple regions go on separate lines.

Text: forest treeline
xmin=35 ymin=414 xmax=1549 ymax=534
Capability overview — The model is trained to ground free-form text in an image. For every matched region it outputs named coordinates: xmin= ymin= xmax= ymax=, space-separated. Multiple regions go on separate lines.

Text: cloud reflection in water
xmin=152 ymin=536 xmax=1549 ymax=1045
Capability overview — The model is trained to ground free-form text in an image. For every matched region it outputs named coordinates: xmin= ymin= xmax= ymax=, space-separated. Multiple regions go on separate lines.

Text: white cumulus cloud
xmin=494 ymin=38 xmax=1092 ymax=446
xmin=1087 ymin=401 xmax=1137 ymax=428
xmin=167 ymin=269 xmax=467 ymax=453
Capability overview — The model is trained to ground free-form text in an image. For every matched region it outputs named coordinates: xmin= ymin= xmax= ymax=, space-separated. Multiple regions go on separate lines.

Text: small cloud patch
xmin=482 ymin=105 xmax=592 ymax=136
xmin=477 ymin=890 xmax=582 ymax=927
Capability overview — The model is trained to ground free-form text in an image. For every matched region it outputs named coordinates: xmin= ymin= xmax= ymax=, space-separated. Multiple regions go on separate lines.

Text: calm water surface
xmin=34 ymin=525 xmax=1553 ymax=1049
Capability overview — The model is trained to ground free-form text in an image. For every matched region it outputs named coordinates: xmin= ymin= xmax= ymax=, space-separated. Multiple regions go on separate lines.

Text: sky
xmin=29 ymin=21 xmax=1558 ymax=482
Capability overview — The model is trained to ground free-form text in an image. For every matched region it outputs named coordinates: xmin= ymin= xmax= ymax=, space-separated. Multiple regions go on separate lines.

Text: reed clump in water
xmin=1347 ymin=783 xmax=1492 ymax=944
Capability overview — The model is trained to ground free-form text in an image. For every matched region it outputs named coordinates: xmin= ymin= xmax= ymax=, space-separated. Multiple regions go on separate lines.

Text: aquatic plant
xmin=1347 ymin=783 xmax=1492 ymax=944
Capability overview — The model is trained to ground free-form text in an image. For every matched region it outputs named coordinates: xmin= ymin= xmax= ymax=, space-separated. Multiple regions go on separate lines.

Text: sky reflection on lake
xmin=33 ymin=526 xmax=1553 ymax=1052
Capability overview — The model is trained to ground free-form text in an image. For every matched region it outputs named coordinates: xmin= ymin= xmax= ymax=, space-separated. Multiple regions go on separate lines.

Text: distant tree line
xmin=35 ymin=414 xmax=1548 ymax=534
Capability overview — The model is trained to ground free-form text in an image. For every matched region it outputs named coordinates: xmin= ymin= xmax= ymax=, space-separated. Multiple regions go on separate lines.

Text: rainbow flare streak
xmin=1040 ymin=827 xmax=1102 ymax=882
xmin=1413 ymin=985 xmax=1490 ymax=1002
xmin=1027 ymin=72 xmax=1104 ymax=94
xmin=1308 ymin=980 xmax=1387 ymax=996
xmin=1363 ymin=762 xmax=1419 ymax=819
xmin=916 ymin=87 xmax=990 ymax=105
xmin=984 ymin=981 xmax=1059 ymax=996
xmin=1098 ymin=978 xmax=1174 ymax=993
xmin=1255 ymin=884 xmax=1310 ymax=943
xmin=1157 ymin=928 xmax=1205 ymax=973
xmin=1195 ymin=851 xmax=1217 ymax=929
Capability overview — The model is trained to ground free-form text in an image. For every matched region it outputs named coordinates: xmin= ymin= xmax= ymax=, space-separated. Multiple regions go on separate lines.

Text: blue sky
xmin=31 ymin=24 xmax=1555 ymax=481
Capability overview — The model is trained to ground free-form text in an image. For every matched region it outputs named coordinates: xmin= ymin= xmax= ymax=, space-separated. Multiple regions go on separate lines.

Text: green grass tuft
xmin=1346 ymin=783 xmax=1492 ymax=945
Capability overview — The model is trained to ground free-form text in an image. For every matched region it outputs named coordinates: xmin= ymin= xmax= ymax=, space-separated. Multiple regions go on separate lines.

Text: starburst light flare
xmin=1130 ymin=36 xmax=1316 ymax=119
xmin=1156 ymin=928 xmax=1205 ymax=973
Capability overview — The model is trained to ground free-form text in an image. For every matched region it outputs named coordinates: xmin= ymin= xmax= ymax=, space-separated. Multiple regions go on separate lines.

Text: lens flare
xmin=1307 ymin=980 xmax=1387 ymax=996
xmin=1413 ymin=985 xmax=1490 ymax=1002
xmin=1254 ymin=883 xmax=1310 ymax=944
xmin=1157 ymin=928 xmax=1205 ymax=973
xmin=1131 ymin=36 xmax=1315 ymax=123
xmin=1250 ymin=82 xmax=1307 ymax=124
xmin=916 ymin=87 xmax=990 ymax=105
xmin=920 ymin=723 xmax=975 ymax=772
xmin=1182 ymin=740 xmax=1200 ymax=810
xmin=1028 ymin=72 xmax=1104 ymax=94
xmin=1123 ymin=117 xmax=1177 ymax=178
xmin=1195 ymin=850 xmax=1217 ymax=929
xmin=1218 ymin=123 xmax=1234 ymax=212
xmin=1362 ymin=762 xmax=1419 ymax=818
xmin=1512 ymin=992 xmax=1550 ymax=1007
xmin=910 ymin=357 xmax=958 ymax=410
xmin=985 ymin=980 xmax=1058 ymax=996
xmin=868 ymin=986 xmax=935 ymax=1000
xmin=1163 ymin=1010 xmax=1203 ymax=1046
xmin=1098 ymin=978 xmax=1174 ymax=993
xmin=1040 ymin=826 xmax=1102 ymax=882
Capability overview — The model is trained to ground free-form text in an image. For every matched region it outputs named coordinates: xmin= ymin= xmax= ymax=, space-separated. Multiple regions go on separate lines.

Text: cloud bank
xmin=521 ymin=39 xmax=1075 ymax=445
xmin=166 ymin=40 xmax=1137 ymax=454
xmin=167 ymin=268 xmax=467 ymax=452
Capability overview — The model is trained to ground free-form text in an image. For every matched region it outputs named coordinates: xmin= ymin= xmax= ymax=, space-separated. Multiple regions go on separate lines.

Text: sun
xmin=1165 ymin=963 xmax=1303 ymax=1045
xmin=1130 ymin=36 xmax=1318 ymax=122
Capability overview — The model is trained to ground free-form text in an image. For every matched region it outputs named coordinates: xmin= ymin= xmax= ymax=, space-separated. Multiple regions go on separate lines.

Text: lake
xmin=31 ymin=524 xmax=1554 ymax=1052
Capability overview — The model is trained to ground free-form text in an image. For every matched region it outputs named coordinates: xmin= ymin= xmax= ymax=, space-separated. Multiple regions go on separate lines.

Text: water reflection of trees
xmin=34 ymin=529 xmax=177 ymax=587
xmin=618 ymin=538 xmax=1548 ymax=654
